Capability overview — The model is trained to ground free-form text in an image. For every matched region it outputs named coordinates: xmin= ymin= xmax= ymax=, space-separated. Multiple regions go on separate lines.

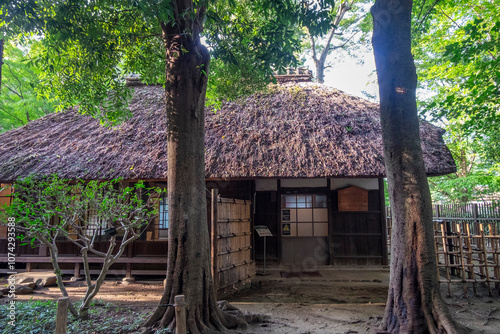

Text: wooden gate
xmin=210 ymin=190 xmax=255 ymax=297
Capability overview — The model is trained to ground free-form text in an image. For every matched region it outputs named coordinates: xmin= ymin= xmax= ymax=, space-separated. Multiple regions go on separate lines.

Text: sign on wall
xmin=282 ymin=223 xmax=291 ymax=236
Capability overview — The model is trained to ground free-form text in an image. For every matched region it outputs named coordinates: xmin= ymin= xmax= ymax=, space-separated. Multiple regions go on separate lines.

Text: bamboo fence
xmin=211 ymin=190 xmax=255 ymax=297
xmin=386 ymin=202 xmax=500 ymax=296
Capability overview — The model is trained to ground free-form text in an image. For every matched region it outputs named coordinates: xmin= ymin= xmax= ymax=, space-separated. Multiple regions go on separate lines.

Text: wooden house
xmin=0 ymin=78 xmax=456 ymax=278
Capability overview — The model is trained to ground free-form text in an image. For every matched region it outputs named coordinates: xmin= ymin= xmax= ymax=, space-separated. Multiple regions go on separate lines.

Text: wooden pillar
xmin=38 ymin=244 xmax=48 ymax=256
xmin=327 ymin=178 xmax=335 ymax=266
xmin=379 ymin=178 xmax=388 ymax=265
xmin=211 ymin=189 xmax=218 ymax=292
xmin=73 ymin=262 xmax=81 ymax=279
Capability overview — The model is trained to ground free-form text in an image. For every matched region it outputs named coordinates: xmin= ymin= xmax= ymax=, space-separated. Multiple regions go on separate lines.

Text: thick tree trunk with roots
xmin=371 ymin=1 xmax=468 ymax=333
xmin=143 ymin=3 xmax=246 ymax=334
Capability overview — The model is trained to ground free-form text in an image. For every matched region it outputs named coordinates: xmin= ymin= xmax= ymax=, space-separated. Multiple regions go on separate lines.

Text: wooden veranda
xmin=0 ymin=190 xmax=255 ymax=297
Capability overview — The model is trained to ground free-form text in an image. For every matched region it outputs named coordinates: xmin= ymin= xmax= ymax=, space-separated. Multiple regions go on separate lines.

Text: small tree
xmin=4 ymin=175 xmax=160 ymax=319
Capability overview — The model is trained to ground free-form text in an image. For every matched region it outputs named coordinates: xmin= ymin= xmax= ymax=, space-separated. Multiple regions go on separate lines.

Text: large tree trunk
xmin=143 ymin=3 xmax=245 ymax=334
xmin=371 ymin=1 xmax=467 ymax=333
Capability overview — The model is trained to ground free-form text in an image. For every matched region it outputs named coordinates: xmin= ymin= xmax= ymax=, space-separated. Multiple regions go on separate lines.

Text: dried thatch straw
xmin=0 ymin=83 xmax=455 ymax=181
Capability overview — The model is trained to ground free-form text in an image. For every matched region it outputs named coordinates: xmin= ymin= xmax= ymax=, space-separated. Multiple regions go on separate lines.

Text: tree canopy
xmin=0 ymin=0 xmax=307 ymax=121
xmin=0 ymin=40 xmax=56 ymax=132
xmin=412 ymin=0 xmax=500 ymax=202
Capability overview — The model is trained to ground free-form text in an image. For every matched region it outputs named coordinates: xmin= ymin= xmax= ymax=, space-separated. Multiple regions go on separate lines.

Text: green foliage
xmin=412 ymin=0 xmax=500 ymax=203
xmin=427 ymin=119 xmax=500 ymax=203
xmin=429 ymin=172 xmax=500 ymax=203
xmin=0 ymin=40 xmax=56 ymax=133
xmin=204 ymin=0 xmax=304 ymax=105
xmin=6 ymin=175 xmax=159 ymax=244
xmin=0 ymin=299 xmax=57 ymax=334
xmin=0 ymin=299 xmax=150 ymax=334
xmin=413 ymin=0 xmax=500 ymax=162
xmin=1 ymin=0 xmax=305 ymax=122
xmin=2 ymin=175 xmax=161 ymax=318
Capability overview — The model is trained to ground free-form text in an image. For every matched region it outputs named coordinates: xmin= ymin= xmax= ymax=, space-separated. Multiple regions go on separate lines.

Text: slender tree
xmin=371 ymin=0 xmax=468 ymax=332
xmin=301 ymin=0 xmax=371 ymax=83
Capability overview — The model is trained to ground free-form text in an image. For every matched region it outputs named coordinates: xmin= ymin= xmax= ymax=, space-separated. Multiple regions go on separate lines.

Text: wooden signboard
xmin=254 ymin=225 xmax=273 ymax=237
xmin=338 ymin=186 xmax=368 ymax=212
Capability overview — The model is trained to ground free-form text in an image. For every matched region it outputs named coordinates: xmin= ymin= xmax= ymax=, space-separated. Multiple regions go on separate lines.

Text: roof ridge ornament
xmin=274 ymin=67 xmax=313 ymax=84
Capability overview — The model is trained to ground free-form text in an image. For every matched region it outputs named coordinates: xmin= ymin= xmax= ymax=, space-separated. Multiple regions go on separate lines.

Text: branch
xmin=437 ymin=7 xmax=461 ymax=30
xmin=329 ymin=30 xmax=360 ymax=51
xmin=306 ymin=27 xmax=319 ymax=64
xmin=414 ymin=0 xmax=442 ymax=31
xmin=0 ymin=106 xmax=25 ymax=125
xmin=81 ymin=248 xmax=92 ymax=287
xmin=6 ymin=65 xmax=24 ymax=99
xmin=3 ymin=82 xmax=23 ymax=99
xmin=416 ymin=0 xmax=428 ymax=23
xmin=428 ymin=179 xmax=453 ymax=199
xmin=319 ymin=0 xmax=352 ymax=66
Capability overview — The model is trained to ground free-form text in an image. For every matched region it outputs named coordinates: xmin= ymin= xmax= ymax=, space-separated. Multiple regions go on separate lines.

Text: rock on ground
xmin=9 ymin=271 xmax=57 ymax=288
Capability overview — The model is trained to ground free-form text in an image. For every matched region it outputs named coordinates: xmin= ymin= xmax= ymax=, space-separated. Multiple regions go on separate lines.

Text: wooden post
xmin=55 ymin=297 xmax=69 ymax=334
xmin=473 ymin=204 xmax=479 ymax=249
xmin=211 ymin=189 xmax=219 ymax=292
xmin=39 ymin=244 xmax=48 ymax=256
xmin=379 ymin=178 xmax=388 ymax=265
xmin=73 ymin=262 xmax=81 ymax=280
xmin=175 ymin=295 xmax=186 ymax=334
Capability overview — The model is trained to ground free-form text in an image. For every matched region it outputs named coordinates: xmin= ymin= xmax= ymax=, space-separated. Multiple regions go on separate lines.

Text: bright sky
xmin=324 ymin=56 xmax=379 ymax=101
xmin=308 ymin=49 xmax=380 ymax=102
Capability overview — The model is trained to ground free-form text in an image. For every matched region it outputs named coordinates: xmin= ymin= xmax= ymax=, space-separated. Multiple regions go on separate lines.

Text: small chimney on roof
xmin=125 ymin=74 xmax=144 ymax=87
xmin=274 ymin=67 xmax=313 ymax=84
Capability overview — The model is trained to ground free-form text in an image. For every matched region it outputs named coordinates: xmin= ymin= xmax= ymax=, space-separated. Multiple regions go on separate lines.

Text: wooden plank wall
xmin=211 ymin=192 xmax=255 ymax=297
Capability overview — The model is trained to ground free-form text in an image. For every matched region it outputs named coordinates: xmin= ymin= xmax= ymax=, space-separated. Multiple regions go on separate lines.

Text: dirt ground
xmin=2 ymin=268 xmax=500 ymax=333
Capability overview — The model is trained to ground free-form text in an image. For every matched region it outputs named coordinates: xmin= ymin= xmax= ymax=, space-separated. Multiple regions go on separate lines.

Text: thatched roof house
xmin=0 ymin=83 xmax=454 ymax=182
xmin=0 ymin=81 xmax=456 ymax=270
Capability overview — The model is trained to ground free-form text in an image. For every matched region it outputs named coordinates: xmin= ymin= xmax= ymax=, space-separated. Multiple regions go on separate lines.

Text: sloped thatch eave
xmin=0 ymin=83 xmax=456 ymax=182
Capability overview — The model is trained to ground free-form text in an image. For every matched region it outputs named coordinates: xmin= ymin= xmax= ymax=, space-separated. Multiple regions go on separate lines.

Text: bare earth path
xmin=2 ymin=267 xmax=499 ymax=333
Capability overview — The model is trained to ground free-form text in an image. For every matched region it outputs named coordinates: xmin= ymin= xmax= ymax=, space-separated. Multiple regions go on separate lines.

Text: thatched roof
xmin=0 ymin=83 xmax=455 ymax=182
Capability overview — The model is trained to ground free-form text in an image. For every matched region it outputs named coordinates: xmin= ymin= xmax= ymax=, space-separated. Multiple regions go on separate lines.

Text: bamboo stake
xmin=456 ymin=222 xmax=468 ymax=297
xmin=440 ymin=221 xmax=452 ymax=296
xmin=464 ymin=223 xmax=477 ymax=295
xmin=479 ymin=224 xmax=493 ymax=296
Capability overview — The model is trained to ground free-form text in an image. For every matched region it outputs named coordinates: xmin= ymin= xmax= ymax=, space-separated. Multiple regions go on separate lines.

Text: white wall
xmin=255 ymin=179 xmax=278 ymax=191
xmin=255 ymin=178 xmax=380 ymax=191
xmin=281 ymin=179 xmax=327 ymax=188
xmin=330 ymin=178 xmax=379 ymax=190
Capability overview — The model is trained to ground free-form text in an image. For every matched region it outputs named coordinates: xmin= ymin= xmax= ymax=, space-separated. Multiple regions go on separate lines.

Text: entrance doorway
xmin=280 ymin=194 xmax=329 ymax=266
